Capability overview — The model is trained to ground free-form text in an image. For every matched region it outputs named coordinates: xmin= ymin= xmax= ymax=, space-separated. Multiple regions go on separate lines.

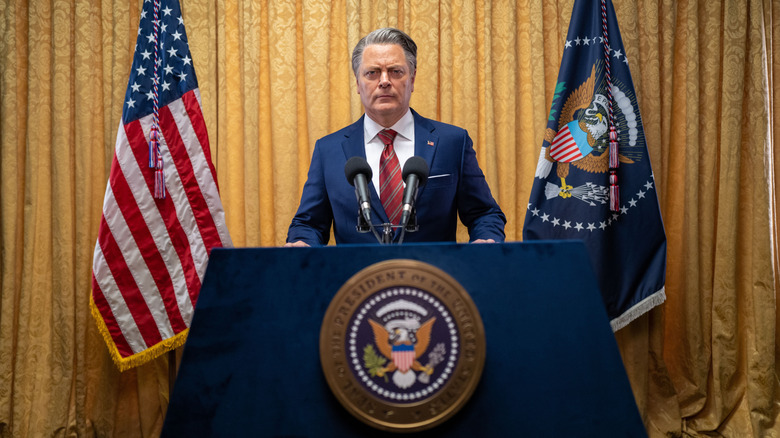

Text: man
xmin=286 ymin=27 xmax=505 ymax=247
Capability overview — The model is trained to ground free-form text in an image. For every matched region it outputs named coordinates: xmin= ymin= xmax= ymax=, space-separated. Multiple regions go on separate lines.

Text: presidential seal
xmin=319 ymin=260 xmax=486 ymax=432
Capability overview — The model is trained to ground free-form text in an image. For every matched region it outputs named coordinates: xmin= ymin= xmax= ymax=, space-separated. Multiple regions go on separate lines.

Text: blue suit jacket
xmin=287 ymin=109 xmax=506 ymax=245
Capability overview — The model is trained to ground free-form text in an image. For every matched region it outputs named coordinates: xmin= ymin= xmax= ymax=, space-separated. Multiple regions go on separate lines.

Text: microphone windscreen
xmin=344 ymin=156 xmax=372 ymax=185
xmin=402 ymin=156 xmax=429 ymax=186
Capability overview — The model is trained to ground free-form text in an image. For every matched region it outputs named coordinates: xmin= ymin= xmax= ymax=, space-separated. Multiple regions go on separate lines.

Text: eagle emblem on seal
xmin=367 ymin=317 xmax=437 ymax=389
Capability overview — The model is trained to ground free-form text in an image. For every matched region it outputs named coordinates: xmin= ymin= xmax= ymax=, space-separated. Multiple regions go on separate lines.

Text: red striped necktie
xmin=377 ymin=129 xmax=403 ymax=224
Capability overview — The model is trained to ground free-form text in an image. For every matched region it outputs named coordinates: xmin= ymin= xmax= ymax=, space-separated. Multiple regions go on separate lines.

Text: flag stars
xmin=566 ymin=37 xmax=629 ymax=63
xmin=587 ymin=223 xmax=597 ymax=231
xmin=563 ymin=221 xmax=572 ymax=230
xmin=621 ymin=205 xmax=629 ymax=215
xmin=575 ymin=223 xmax=584 ymax=231
xmin=123 ymin=6 xmax=198 ymax=124
xmin=645 ymin=181 xmax=654 ymax=190
xmin=541 ymin=213 xmax=550 ymax=222
xmin=637 ymin=190 xmax=646 ymax=199
xmin=551 ymin=218 xmax=561 ymax=227
xmin=629 ymin=198 xmax=638 ymax=207
xmin=600 ymin=221 xmax=608 ymax=230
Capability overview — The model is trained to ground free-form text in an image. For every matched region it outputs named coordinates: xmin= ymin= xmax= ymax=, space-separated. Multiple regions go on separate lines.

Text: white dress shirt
xmin=363 ymin=109 xmax=415 ymax=194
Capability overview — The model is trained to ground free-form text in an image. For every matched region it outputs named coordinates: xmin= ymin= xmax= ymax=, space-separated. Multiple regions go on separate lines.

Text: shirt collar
xmin=364 ymin=109 xmax=414 ymax=143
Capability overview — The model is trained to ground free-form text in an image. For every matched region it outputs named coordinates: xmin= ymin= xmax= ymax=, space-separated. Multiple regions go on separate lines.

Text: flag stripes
xmin=126 ymin=117 xmax=202 ymax=315
xmin=107 ymin=144 xmax=187 ymax=334
xmin=92 ymin=89 xmax=230 ymax=369
xmin=91 ymin=279 xmax=136 ymax=357
xmin=94 ymin=213 xmax=158 ymax=351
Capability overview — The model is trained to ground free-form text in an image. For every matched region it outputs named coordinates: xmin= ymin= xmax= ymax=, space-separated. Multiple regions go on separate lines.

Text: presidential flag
xmin=523 ymin=0 xmax=666 ymax=331
xmin=91 ymin=0 xmax=231 ymax=371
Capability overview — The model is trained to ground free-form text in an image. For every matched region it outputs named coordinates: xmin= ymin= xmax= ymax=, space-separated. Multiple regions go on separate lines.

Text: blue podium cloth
xmin=162 ymin=241 xmax=646 ymax=437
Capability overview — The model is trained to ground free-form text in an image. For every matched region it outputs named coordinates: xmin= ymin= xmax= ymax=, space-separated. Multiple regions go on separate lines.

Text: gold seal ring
xmin=319 ymin=259 xmax=486 ymax=432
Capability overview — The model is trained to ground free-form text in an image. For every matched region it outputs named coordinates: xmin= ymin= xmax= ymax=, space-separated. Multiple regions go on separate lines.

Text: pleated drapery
xmin=0 ymin=0 xmax=778 ymax=436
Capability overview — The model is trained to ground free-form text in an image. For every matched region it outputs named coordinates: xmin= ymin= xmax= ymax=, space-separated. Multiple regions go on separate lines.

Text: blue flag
xmin=523 ymin=0 xmax=666 ymax=331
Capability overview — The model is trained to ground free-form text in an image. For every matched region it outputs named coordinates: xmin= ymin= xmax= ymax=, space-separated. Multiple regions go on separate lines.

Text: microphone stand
xmin=356 ymin=209 xmax=418 ymax=245
xmin=356 ymin=211 xmax=384 ymax=244
xmin=397 ymin=210 xmax=418 ymax=244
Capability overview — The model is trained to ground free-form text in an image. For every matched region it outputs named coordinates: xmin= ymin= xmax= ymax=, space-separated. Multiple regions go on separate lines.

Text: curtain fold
xmin=0 ymin=0 xmax=777 ymax=436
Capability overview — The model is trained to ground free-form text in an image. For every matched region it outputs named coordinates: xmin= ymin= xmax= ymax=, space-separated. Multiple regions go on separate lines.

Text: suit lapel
xmin=412 ymin=109 xmax=438 ymax=201
xmin=340 ymin=117 xmax=366 ymax=160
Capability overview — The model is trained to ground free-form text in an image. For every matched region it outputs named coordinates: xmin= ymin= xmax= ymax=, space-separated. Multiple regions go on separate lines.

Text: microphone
xmin=399 ymin=156 xmax=429 ymax=229
xmin=344 ymin=157 xmax=373 ymax=225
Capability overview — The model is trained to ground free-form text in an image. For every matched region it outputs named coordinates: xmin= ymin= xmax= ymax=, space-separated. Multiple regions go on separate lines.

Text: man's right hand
xmin=283 ymin=240 xmax=310 ymax=248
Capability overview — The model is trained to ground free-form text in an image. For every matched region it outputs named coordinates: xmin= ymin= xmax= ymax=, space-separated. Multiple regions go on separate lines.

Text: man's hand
xmin=283 ymin=240 xmax=310 ymax=248
xmin=471 ymin=239 xmax=496 ymax=244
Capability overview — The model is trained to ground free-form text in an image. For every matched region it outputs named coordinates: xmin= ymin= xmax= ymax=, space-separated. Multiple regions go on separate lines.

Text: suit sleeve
xmin=457 ymin=133 xmax=507 ymax=242
xmin=286 ymin=142 xmax=332 ymax=246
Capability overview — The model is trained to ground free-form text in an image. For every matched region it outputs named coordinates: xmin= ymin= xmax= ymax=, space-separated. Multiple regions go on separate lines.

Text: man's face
xmin=356 ymin=43 xmax=415 ymax=127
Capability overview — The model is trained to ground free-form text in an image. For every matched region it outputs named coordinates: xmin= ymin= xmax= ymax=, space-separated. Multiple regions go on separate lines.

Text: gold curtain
xmin=0 ymin=0 xmax=777 ymax=436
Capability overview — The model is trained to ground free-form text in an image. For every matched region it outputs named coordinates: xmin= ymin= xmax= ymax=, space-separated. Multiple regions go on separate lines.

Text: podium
xmin=162 ymin=242 xmax=646 ymax=437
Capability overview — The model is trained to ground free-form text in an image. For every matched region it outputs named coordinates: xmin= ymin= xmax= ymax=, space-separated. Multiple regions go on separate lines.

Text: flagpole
xmin=168 ymin=349 xmax=177 ymax=397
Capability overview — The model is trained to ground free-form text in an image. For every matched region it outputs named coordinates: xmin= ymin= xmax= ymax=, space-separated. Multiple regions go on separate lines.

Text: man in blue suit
xmin=286 ymin=28 xmax=505 ymax=246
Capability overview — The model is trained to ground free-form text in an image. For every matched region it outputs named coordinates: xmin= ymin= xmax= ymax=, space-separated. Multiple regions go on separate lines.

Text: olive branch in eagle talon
xmin=363 ymin=344 xmax=389 ymax=383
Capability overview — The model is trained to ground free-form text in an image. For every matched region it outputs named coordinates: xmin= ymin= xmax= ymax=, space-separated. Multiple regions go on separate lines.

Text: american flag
xmin=91 ymin=0 xmax=231 ymax=371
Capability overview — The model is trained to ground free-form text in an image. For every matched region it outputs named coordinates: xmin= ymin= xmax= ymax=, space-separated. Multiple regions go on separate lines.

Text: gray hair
xmin=351 ymin=27 xmax=417 ymax=77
